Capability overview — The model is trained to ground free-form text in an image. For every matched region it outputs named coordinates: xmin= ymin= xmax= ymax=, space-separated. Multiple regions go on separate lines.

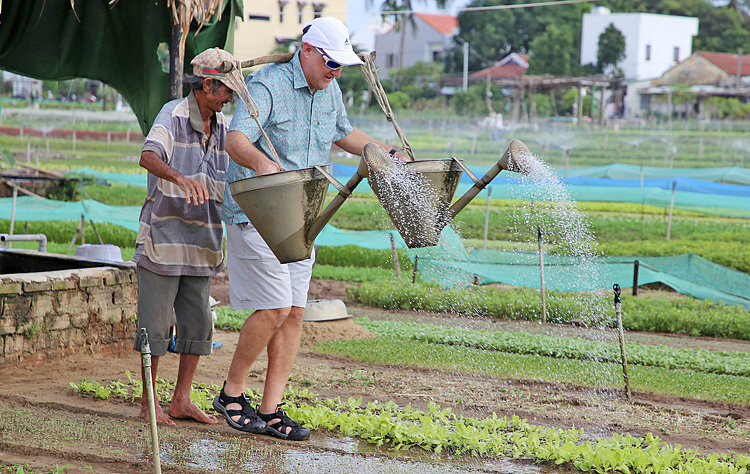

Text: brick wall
xmin=0 ymin=265 xmax=138 ymax=366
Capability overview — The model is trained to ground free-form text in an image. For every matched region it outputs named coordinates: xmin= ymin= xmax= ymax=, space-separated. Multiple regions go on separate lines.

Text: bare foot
xmin=140 ymin=401 xmax=175 ymax=425
xmin=168 ymin=400 xmax=219 ymax=424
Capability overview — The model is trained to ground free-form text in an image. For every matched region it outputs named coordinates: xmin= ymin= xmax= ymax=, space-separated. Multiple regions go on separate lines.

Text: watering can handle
xmin=313 ymin=165 xmax=345 ymax=193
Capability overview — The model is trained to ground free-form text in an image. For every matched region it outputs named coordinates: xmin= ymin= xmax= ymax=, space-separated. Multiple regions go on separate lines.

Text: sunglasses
xmin=314 ymin=47 xmax=343 ymax=71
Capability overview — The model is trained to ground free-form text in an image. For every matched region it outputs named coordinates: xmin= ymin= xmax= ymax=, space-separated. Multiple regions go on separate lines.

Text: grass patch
xmin=357 ymin=318 xmax=750 ymax=377
xmin=316 ymin=337 xmax=750 ymax=404
xmin=350 ymin=280 xmax=750 ymax=341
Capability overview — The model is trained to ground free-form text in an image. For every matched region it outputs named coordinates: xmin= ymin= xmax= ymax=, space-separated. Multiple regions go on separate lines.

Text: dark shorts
xmin=133 ymin=265 xmax=213 ymax=357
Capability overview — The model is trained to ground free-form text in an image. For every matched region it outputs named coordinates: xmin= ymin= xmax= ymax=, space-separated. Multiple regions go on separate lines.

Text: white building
xmin=374 ymin=12 xmax=458 ymax=76
xmin=580 ymin=7 xmax=698 ymax=117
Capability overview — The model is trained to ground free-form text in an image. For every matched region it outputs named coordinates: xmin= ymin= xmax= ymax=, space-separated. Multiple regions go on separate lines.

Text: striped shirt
xmin=222 ymin=52 xmax=353 ymax=224
xmin=134 ymin=91 xmax=229 ymax=276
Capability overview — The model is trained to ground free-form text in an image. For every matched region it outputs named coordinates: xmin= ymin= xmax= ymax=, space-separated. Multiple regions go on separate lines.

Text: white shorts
xmin=226 ymin=222 xmax=314 ymax=311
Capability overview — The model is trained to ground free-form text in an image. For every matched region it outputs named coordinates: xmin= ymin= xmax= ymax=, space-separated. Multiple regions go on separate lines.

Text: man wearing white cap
xmin=215 ymin=17 xmax=408 ymax=441
xmin=133 ymin=48 xmax=243 ymax=426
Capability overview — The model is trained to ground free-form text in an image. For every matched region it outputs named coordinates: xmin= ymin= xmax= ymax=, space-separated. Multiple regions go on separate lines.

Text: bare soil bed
xmin=1 ymin=276 xmax=749 ymax=473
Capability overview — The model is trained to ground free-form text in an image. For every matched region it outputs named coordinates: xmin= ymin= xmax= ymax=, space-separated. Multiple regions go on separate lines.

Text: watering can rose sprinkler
xmin=364 ymin=138 xmax=536 ymax=248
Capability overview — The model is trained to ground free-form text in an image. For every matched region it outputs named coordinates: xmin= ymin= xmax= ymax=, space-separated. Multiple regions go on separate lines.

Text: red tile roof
xmin=470 ymin=54 xmax=529 ymax=79
xmin=413 ymin=12 xmax=458 ymax=35
xmin=697 ymin=51 xmax=750 ymax=77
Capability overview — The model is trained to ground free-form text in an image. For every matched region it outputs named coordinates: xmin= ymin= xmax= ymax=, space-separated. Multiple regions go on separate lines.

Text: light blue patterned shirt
xmin=222 ymin=52 xmax=353 ymax=224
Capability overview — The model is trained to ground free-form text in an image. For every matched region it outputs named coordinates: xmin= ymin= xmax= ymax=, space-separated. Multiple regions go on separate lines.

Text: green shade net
xmin=0 ymin=196 xmax=141 ymax=232
xmin=314 ymin=225 xmax=750 ymax=309
xmin=0 ymin=0 xmax=242 ymax=135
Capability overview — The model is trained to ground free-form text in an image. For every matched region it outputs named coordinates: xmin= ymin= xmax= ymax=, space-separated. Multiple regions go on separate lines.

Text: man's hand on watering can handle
xmin=255 ymin=158 xmax=282 ymax=176
xmin=388 ymin=148 xmax=414 ymax=163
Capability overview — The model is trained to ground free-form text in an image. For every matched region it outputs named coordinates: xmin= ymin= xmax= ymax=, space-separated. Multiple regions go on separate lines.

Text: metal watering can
xmin=364 ymin=138 xmax=535 ymax=248
xmin=229 ymin=159 xmax=370 ymax=264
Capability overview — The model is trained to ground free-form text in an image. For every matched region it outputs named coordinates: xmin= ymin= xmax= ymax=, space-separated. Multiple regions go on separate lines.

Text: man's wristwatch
xmin=388 ymin=148 xmax=397 ymax=156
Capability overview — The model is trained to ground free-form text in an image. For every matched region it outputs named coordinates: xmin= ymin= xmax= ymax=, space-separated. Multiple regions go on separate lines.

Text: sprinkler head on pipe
xmin=498 ymin=139 xmax=535 ymax=175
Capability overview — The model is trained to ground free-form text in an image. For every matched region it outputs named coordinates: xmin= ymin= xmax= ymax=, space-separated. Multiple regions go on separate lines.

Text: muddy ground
xmin=1 ymin=275 xmax=749 ymax=473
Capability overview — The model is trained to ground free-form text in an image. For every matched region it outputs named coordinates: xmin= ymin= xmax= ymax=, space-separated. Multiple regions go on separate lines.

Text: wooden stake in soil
xmin=613 ymin=284 xmax=632 ymax=402
xmin=483 ymin=186 xmax=492 ymax=250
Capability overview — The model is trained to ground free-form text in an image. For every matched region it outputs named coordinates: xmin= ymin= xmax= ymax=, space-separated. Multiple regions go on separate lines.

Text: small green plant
xmin=23 ymin=324 xmax=40 ymax=338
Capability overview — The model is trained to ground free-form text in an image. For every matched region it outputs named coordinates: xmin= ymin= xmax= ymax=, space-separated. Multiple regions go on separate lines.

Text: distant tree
xmin=447 ymin=0 xmax=590 ymax=75
xmin=527 ymin=24 xmax=576 ymax=76
xmin=596 ymin=23 xmax=625 ymax=74
xmin=389 ymin=61 xmax=443 ymax=101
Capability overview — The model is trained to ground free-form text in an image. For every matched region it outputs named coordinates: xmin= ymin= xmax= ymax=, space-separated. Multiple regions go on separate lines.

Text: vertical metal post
xmin=412 ymin=255 xmax=418 ymax=284
xmin=613 ymin=284 xmax=632 ymax=402
xmin=483 ymin=186 xmax=491 ymax=250
xmin=138 ymin=329 xmax=162 ymax=474
xmin=538 ymin=226 xmax=546 ymax=324
xmin=80 ymin=215 xmax=86 ymax=245
xmin=632 ymin=260 xmax=639 ymax=297
xmin=666 ymin=180 xmax=676 ymax=241
xmin=390 ymin=234 xmax=401 ymax=278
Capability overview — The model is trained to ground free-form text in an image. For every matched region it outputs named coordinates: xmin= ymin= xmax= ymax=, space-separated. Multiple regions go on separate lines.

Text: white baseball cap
xmin=301 ymin=17 xmax=363 ymax=66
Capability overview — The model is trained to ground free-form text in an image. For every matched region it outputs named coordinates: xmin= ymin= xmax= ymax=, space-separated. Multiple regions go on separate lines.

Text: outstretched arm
xmin=334 ymin=128 xmax=413 ymax=162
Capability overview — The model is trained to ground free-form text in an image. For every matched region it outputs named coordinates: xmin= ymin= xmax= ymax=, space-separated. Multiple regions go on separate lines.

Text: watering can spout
xmin=305 ymin=156 xmax=370 ymax=244
xmin=443 ymin=139 xmax=534 ymax=226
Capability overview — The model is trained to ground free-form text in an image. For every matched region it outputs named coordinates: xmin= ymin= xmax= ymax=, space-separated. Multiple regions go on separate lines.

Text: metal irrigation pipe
xmin=0 ymin=233 xmax=47 ymax=252
xmin=138 ymin=328 xmax=162 ymax=474
xmin=613 ymin=284 xmax=632 ymax=402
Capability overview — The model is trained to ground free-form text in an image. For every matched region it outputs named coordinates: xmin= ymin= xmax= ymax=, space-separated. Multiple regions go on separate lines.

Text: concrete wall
xmin=0 ymin=265 xmax=137 ymax=366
